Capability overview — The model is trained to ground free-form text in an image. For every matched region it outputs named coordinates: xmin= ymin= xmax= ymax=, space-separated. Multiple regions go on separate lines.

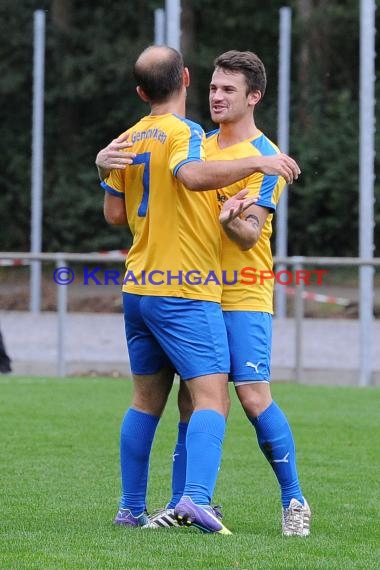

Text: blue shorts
xmin=223 ymin=311 xmax=272 ymax=384
xmin=123 ymin=293 xmax=230 ymax=380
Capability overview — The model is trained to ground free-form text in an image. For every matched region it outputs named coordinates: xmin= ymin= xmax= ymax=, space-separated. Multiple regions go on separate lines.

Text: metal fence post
xmin=56 ymin=257 xmax=67 ymax=377
xmin=294 ymin=258 xmax=305 ymax=383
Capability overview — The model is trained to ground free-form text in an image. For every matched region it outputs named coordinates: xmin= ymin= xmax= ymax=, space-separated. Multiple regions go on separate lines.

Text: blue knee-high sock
xmin=119 ymin=408 xmax=159 ymax=515
xmin=250 ymin=401 xmax=303 ymax=508
xmin=184 ymin=409 xmax=226 ymax=505
xmin=167 ymin=422 xmax=188 ymax=509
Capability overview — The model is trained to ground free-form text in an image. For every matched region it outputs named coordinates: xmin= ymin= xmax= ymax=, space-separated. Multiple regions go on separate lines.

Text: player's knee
xmin=186 ymin=373 xmax=229 ymax=416
xmin=236 ymin=384 xmax=272 ymax=418
xmin=193 ymin=391 xmax=230 ymax=417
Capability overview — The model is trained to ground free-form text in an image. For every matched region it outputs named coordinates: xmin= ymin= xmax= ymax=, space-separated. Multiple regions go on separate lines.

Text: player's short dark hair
xmin=133 ymin=46 xmax=184 ymax=103
xmin=213 ymin=50 xmax=267 ymax=97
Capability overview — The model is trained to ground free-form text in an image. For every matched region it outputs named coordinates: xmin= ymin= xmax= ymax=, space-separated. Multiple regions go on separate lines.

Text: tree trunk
xmin=51 ymin=0 xmax=72 ymax=33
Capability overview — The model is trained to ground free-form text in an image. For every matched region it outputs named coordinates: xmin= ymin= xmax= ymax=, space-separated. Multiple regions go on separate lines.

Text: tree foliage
xmin=0 ymin=0 xmax=379 ymax=256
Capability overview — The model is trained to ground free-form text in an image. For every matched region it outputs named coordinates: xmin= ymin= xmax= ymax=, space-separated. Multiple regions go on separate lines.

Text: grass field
xmin=1 ymin=377 xmax=379 ymax=569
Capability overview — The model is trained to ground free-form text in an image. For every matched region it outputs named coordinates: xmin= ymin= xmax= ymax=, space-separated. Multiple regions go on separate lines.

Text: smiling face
xmin=209 ymin=67 xmax=261 ymax=125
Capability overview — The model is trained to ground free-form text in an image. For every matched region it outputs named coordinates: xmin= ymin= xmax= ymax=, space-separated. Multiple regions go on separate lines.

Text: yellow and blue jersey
xmin=102 ymin=113 xmax=222 ymax=302
xmin=205 ymin=130 xmax=285 ymax=313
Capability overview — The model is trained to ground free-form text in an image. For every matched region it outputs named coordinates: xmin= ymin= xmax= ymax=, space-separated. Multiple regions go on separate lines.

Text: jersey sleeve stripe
xmin=173 ymin=157 xmax=203 ymax=177
xmin=255 ymin=175 xmax=279 ymax=211
xmin=251 ymin=134 xmax=279 ymax=156
xmin=100 ymin=180 xmax=125 ymax=198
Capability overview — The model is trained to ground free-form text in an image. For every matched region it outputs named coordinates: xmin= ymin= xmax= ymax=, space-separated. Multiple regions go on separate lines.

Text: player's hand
xmin=219 ymin=189 xmax=259 ymax=226
xmin=95 ymin=132 xmax=136 ymax=176
xmin=255 ymin=153 xmax=301 ymax=184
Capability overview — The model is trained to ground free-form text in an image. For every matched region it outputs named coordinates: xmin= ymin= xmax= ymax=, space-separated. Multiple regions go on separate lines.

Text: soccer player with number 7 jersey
xmin=97 ymin=45 xmax=301 ymax=535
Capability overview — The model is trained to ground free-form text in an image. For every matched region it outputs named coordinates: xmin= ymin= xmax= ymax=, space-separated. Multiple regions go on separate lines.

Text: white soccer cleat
xmin=143 ymin=507 xmax=180 ymax=529
xmin=282 ymin=498 xmax=311 ymax=537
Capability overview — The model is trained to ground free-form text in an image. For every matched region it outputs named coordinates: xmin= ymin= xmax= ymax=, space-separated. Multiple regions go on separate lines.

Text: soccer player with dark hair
xmin=148 ymin=50 xmax=311 ymax=537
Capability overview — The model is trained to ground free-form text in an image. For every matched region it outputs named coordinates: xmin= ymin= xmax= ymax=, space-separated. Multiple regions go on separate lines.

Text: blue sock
xmin=167 ymin=422 xmax=188 ymax=509
xmin=250 ymin=401 xmax=303 ymax=508
xmin=184 ymin=409 xmax=226 ymax=505
xmin=119 ymin=408 xmax=159 ymax=515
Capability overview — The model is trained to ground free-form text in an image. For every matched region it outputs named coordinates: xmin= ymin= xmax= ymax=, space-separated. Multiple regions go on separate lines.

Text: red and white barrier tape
xmin=0 ymin=249 xmax=130 ymax=267
xmin=0 ymin=259 xmax=30 ymax=267
xmin=286 ymin=287 xmax=351 ymax=306
xmin=96 ymin=249 xmax=129 ymax=256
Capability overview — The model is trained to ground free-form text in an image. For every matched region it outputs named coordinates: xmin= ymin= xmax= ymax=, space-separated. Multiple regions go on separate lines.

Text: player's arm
xmin=219 ymin=189 xmax=269 ymax=250
xmin=176 ymin=153 xmax=300 ymax=190
xmin=95 ymin=132 xmax=136 ymax=181
xmin=103 ymin=192 xmax=128 ymax=227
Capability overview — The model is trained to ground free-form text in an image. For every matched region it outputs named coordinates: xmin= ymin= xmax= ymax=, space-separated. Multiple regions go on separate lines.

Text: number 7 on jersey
xmin=132 ymin=152 xmax=151 ymax=217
